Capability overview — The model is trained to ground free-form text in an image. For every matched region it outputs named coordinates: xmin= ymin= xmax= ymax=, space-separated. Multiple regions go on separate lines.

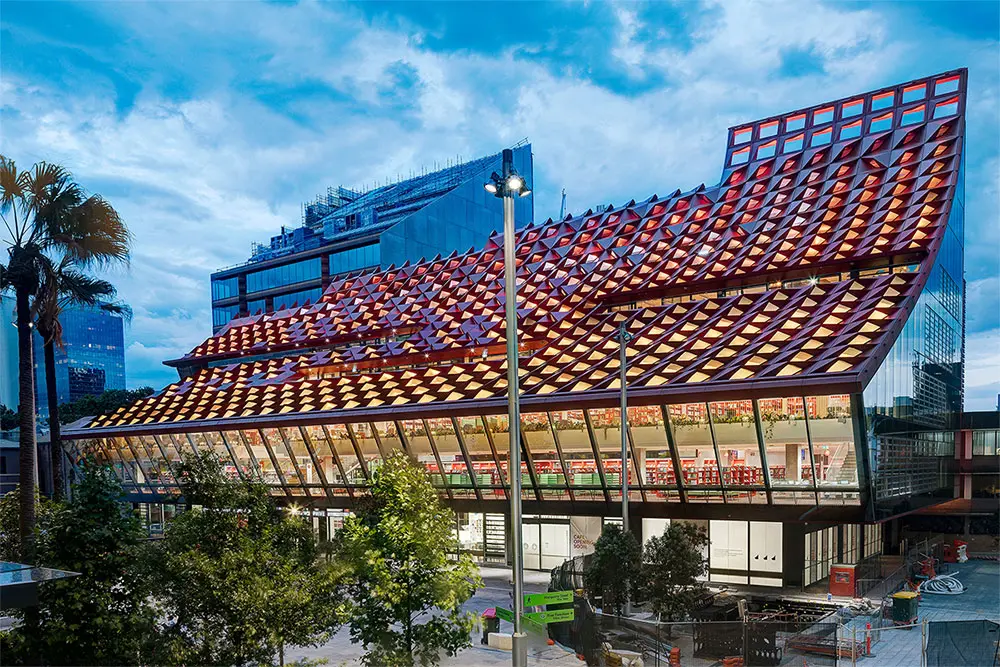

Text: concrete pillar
xmin=785 ymin=443 xmax=801 ymax=481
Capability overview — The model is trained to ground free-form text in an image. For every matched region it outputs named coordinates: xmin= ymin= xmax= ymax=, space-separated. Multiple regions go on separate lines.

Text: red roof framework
xmin=71 ymin=69 xmax=967 ymax=438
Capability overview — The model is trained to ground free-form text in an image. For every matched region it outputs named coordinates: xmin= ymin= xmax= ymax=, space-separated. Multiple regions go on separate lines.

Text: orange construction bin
xmin=829 ymin=563 xmax=856 ymax=597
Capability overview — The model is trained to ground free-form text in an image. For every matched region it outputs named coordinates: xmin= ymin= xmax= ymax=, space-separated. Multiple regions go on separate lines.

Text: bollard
xmin=852 ymin=625 xmax=857 ymax=667
xmin=921 ymin=618 xmax=928 ymax=667
xmin=865 ymin=622 xmax=872 ymax=656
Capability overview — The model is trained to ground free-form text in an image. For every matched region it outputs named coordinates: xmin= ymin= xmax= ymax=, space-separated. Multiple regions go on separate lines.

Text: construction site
xmin=534 ymin=539 xmax=999 ymax=667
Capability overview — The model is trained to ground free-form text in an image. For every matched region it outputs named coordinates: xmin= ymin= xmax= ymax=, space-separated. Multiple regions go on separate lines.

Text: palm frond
xmin=52 ymin=195 xmax=132 ymax=267
xmin=0 ymin=155 xmax=25 ymax=241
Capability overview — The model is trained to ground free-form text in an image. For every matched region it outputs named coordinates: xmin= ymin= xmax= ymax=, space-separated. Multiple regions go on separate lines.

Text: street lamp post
xmin=619 ymin=321 xmax=632 ymax=529
xmin=619 ymin=321 xmax=632 ymax=616
xmin=486 ymin=148 xmax=531 ymax=667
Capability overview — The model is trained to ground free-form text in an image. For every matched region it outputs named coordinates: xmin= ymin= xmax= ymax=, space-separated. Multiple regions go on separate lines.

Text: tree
xmin=0 ymin=484 xmax=57 ymax=562
xmin=0 ymin=462 xmax=160 ymax=665
xmin=336 ymin=450 xmax=482 ymax=667
xmin=584 ymin=523 xmax=642 ymax=616
xmin=34 ymin=254 xmax=132 ymax=500
xmin=0 ymin=404 xmax=18 ymax=430
xmin=155 ymin=451 xmax=343 ymax=666
xmin=56 ymin=386 xmax=155 ymax=425
xmin=0 ymin=156 xmax=130 ymax=560
xmin=643 ymin=522 xmax=710 ymax=621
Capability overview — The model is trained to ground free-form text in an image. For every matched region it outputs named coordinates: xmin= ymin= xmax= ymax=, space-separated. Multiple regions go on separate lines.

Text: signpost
xmin=523 ymin=609 xmax=575 ymax=624
xmin=497 ymin=590 xmax=575 ymax=634
xmin=523 ymin=590 xmax=574 ymax=607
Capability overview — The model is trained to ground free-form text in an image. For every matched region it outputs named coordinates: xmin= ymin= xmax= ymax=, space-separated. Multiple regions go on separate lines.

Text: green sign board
xmin=522 ymin=614 xmax=545 ymax=634
xmin=495 ymin=607 xmax=514 ymax=623
xmin=523 ymin=609 xmax=575 ymax=624
xmin=523 ymin=590 xmax=574 ymax=607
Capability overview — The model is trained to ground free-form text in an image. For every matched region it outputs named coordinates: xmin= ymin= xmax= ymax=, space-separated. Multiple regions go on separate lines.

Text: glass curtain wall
xmin=69 ymin=394 xmax=862 ymax=505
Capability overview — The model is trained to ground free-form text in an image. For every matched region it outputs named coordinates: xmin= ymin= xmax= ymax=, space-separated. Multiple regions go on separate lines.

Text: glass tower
xmin=33 ymin=305 xmax=126 ymax=418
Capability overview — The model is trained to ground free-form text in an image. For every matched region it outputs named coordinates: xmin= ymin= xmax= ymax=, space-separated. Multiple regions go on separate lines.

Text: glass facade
xmin=76 ymin=394 xmax=860 ymax=506
xmin=212 ymin=304 xmax=241 ymax=329
xmin=863 ymin=150 xmax=964 ymax=504
xmin=211 ymin=276 xmax=239 ymax=301
xmin=246 ymin=257 xmax=322 ymax=294
xmin=379 ymin=145 xmax=533 ymax=269
xmin=33 ymin=305 xmax=126 ymax=417
xmin=330 ymin=243 xmax=380 ymax=276
xmin=273 ymin=287 xmax=323 ymax=311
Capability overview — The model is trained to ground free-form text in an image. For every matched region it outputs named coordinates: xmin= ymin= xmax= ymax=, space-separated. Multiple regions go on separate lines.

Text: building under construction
xmin=209 ymin=144 xmax=533 ymax=331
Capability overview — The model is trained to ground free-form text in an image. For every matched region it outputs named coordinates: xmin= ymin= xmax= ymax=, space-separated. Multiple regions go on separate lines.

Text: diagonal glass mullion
xmin=151 ymin=434 xmax=180 ymax=478
xmin=297 ymin=426 xmax=334 ymax=501
xmin=345 ymin=424 xmax=372 ymax=483
xmin=124 ymin=436 xmax=159 ymax=490
xmin=108 ymin=437 xmax=141 ymax=491
xmin=705 ymin=404 xmax=730 ymax=505
xmin=480 ymin=415 xmax=509 ymax=500
xmin=369 ymin=422 xmax=390 ymax=459
xmin=800 ymin=396 xmax=821 ymax=505
xmin=236 ymin=430 xmax=264 ymax=482
xmin=451 ymin=417 xmax=482 ymax=501
xmin=752 ymin=399 xmax=774 ymax=505
xmin=421 ymin=419 xmax=454 ymax=501
xmin=661 ymin=405 xmax=689 ymax=503
xmin=98 ymin=438 xmax=130 ymax=486
xmin=624 ymin=420 xmax=648 ymax=502
xmin=256 ymin=428 xmax=294 ymax=500
xmin=218 ymin=432 xmax=248 ymax=482
xmin=168 ymin=433 xmax=194 ymax=461
xmin=582 ymin=410 xmax=612 ymax=504
xmin=320 ymin=424 xmax=355 ymax=498
xmin=185 ymin=433 xmax=202 ymax=456
xmin=518 ymin=427 xmax=543 ymax=503
xmin=393 ymin=421 xmax=410 ymax=456
xmin=275 ymin=428 xmax=313 ymax=497
xmin=209 ymin=431 xmax=244 ymax=480
xmin=545 ymin=412 xmax=576 ymax=503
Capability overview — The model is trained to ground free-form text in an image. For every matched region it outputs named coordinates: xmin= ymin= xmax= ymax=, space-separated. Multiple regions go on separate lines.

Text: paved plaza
xmin=286 ymin=561 xmax=1000 ymax=666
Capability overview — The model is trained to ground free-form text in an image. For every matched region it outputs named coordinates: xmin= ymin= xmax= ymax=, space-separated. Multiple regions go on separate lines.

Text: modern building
xmin=65 ymin=70 xmax=969 ymax=590
xmin=33 ymin=305 xmax=127 ymax=418
xmin=209 ymin=145 xmax=533 ymax=332
xmin=0 ymin=294 xmax=18 ymax=411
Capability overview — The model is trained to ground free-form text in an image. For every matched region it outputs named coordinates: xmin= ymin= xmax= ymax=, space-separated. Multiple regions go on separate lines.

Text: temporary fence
xmin=561 ymin=610 xmax=999 ymax=666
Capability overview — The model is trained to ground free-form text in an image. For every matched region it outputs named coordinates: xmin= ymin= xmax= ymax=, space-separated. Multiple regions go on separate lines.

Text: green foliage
xmin=56 ymin=386 xmax=154 ymax=425
xmin=0 ymin=404 xmax=18 ymax=430
xmin=0 ymin=463 xmax=160 ymax=665
xmin=0 ymin=485 xmax=57 ymax=561
xmin=643 ymin=522 xmax=710 ymax=621
xmin=336 ymin=450 xmax=481 ymax=667
xmin=154 ymin=451 xmax=343 ymax=666
xmin=584 ymin=524 xmax=642 ymax=616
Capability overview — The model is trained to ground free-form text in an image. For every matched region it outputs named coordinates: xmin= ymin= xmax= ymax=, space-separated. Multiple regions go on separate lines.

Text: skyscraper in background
xmin=33 ymin=305 xmax=126 ymax=418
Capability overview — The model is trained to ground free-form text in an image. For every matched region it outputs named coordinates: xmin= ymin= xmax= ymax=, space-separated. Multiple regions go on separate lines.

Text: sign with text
xmin=523 ymin=590 xmax=574 ymax=607
xmin=523 ymin=609 xmax=575 ymax=624
xmin=522 ymin=614 xmax=545 ymax=634
xmin=495 ymin=607 xmax=514 ymax=623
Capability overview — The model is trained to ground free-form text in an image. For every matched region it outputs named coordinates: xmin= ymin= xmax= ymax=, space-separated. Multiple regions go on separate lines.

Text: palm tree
xmin=34 ymin=255 xmax=132 ymax=500
xmin=0 ymin=156 xmax=130 ymax=560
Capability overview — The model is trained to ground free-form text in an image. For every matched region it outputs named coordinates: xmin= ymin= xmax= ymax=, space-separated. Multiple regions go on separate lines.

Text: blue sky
xmin=1 ymin=1 xmax=998 ymax=409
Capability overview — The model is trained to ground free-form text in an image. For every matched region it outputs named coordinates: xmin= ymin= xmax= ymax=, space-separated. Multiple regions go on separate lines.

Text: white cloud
xmin=2 ymin=0 xmax=997 ymax=404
